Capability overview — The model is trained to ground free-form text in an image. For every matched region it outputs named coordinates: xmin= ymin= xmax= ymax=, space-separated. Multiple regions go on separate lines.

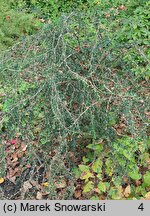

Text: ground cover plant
xmin=0 ymin=0 xmax=44 ymax=51
xmin=0 ymin=1 xmax=149 ymax=200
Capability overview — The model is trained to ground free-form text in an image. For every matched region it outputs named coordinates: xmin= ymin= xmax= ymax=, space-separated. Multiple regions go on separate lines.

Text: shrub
xmin=0 ymin=9 xmax=149 ymax=199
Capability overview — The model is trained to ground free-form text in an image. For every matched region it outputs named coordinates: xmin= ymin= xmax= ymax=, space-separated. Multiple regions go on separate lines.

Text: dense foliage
xmin=0 ymin=0 xmax=149 ymax=200
xmin=0 ymin=0 xmax=43 ymax=50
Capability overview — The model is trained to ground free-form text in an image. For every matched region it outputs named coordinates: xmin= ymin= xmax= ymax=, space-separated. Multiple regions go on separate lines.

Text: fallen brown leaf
xmin=8 ymin=176 xmax=16 ymax=184
xmin=145 ymin=192 xmax=150 ymax=200
xmin=39 ymin=18 xmax=45 ymax=23
xmin=124 ymin=185 xmax=131 ymax=198
xmin=36 ymin=191 xmax=43 ymax=200
xmin=21 ymin=143 xmax=27 ymax=152
xmin=105 ymin=14 xmax=111 ymax=18
xmin=135 ymin=180 xmax=141 ymax=187
xmin=94 ymin=188 xmax=100 ymax=194
xmin=6 ymin=15 xmax=11 ymax=21
xmin=74 ymin=190 xmax=82 ymax=199
xmin=118 ymin=5 xmax=127 ymax=10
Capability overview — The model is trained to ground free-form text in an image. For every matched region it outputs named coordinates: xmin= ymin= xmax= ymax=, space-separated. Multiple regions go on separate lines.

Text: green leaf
xmin=97 ymin=182 xmax=107 ymax=193
xmin=0 ymin=103 xmax=3 ymax=111
xmin=128 ymin=170 xmax=142 ymax=180
xmin=87 ymin=152 xmax=94 ymax=162
xmin=38 ymin=112 xmax=44 ymax=119
xmin=87 ymin=143 xmax=103 ymax=152
xmin=90 ymin=195 xmax=99 ymax=200
xmin=143 ymin=171 xmax=150 ymax=187
xmin=3 ymin=99 xmax=12 ymax=112
xmin=112 ymin=177 xmax=122 ymax=186
xmin=105 ymin=158 xmax=114 ymax=176
xmin=83 ymin=181 xmax=94 ymax=193
xmin=108 ymin=112 xmax=116 ymax=125
xmin=81 ymin=172 xmax=94 ymax=182
xmin=108 ymin=187 xmax=121 ymax=200
xmin=136 ymin=186 xmax=146 ymax=196
xmin=82 ymin=156 xmax=89 ymax=164
xmin=79 ymin=165 xmax=90 ymax=173
xmin=92 ymin=159 xmax=102 ymax=173
xmin=72 ymin=167 xmax=81 ymax=178
xmin=97 ymin=173 xmax=102 ymax=180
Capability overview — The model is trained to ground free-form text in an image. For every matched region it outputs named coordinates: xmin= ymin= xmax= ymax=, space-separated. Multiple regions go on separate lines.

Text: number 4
xmin=138 ymin=203 xmax=144 ymax=211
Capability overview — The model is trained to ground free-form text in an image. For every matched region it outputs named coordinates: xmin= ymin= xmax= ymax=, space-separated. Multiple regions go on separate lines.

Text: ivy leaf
xmin=92 ymin=159 xmax=102 ymax=173
xmin=78 ymin=165 xmax=90 ymax=173
xmin=106 ymin=158 xmax=114 ymax=176
xmin=97 ymin=182 xmax=107 ymax=193
xmin=83 ymin=181 xmax=94 ymax=193
xmin=81 ymin=172 xmax=94 ymax=182
xmin=97 ymin=173 xmax=102 ymax=180
xmin=82 ymin=156 xmax=89 ymax=164
xmin=87 ymin=143 xmax=103 ymax=152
